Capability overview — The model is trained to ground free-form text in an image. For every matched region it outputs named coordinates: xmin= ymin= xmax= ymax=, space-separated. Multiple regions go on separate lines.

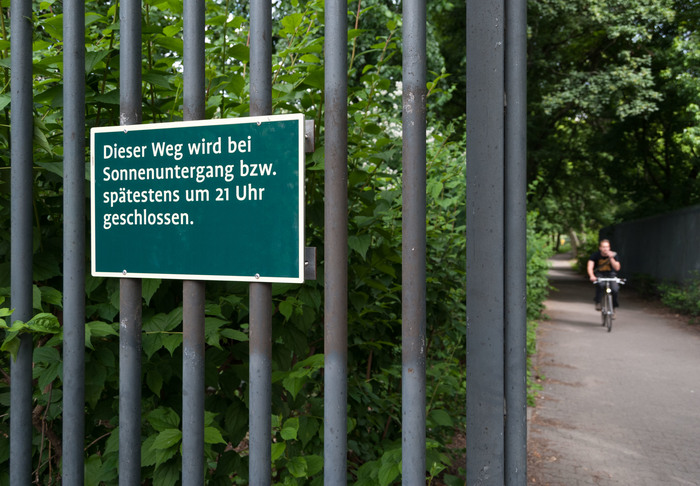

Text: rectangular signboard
xmin=90 ymin=114 xmax=305 ymax=283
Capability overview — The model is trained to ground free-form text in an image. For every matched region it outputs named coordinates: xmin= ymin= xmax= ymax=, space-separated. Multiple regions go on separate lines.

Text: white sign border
xmin=90 ymin=114 xmax=305 ymax=284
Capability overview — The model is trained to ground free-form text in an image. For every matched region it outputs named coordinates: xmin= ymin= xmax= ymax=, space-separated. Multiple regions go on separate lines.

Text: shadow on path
xmin=527 ymin=254 xmax=700 ymax=486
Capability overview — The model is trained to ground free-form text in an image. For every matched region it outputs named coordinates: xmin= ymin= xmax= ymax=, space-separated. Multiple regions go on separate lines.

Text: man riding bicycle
xmin=587 ymin=239 xmax=622 ymax=311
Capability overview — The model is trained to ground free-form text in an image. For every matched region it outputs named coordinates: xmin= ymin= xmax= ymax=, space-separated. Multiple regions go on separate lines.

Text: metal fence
xmin=8 ymin=0 xmax=527 ymax=484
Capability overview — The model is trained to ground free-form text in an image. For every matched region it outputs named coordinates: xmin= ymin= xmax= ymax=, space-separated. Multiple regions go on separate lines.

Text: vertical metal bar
xmin=402 ymin=0 xmax=428 ymax=484
xmin=119 ymin=279 xmax=142 ymax=486
xmin=182 ymin=283 xmax=205 ymax=485
xmin=249 ymin=0 xmax=272 ymax=116
xmin=249 ymin=2 xmax=272 ymax=484
xmin=183 ymin=0 xmax=205 ymax=121
xmin=63 ymin=0 xmax=86 ymax=483
xmin=466 ymin=0 xmax=506 ymax=482
xmin=504 ymin=0 xmax=528 ymax=483
xmin=248 ymin=283 xmax=272 ymax=485
xmin=323 ymin=0 xmax=348 ymax=483
xmin=181 ymin=0 xmax=206 ymax=483
xmin=119 ymin=0 xmax=143 ymax=483
xmin=10 ymin=0 xmax=34 ymax=483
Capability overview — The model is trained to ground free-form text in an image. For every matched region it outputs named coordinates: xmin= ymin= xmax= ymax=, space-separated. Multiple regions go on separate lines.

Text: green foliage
xmin=0 ymin=0 xmax=560 ymax=481
xmin=658 ymin=273 xmax=700 ymax=321
xmin=574 ymin=235 xmax=601 ymax=275
xmin=526 ymin=214 xmax=555 ymax=322
xmin=525 ymin=213 xmax=555 ymax=405
xmin=0 ymin=0 xmax=471 ymax=484
xmin=527 ymin=0 xmax=700 ymax=234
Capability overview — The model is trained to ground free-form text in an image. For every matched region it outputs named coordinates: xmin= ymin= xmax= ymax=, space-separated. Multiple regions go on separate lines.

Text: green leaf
xmin=39 ymin=286 xmax=62 ymax=309
xmin=348 ymin=234 xmax=372 ymax=260
xmin=36 ymin=361 xmax=61 ymax=391
xmin=280 ymin=416 xmax=299 ymax=441
xmin=161 ymin=333 xmax=182 ymax=355
xmin=85 ymin=454 xmax=102 ymax=486
xmin=282 ymin=374 xmax=305 ymax=399
xmin=94 ymin=90 xmax=120 ymax=105
xmin=142 ymin=333 xmax=163 ymax=360
xmin=0 ymin=333 xmax=21 ymax=361
xmin=142 ymin=279 xmax=161 ymax=306
xmin=153 ymin=460 xmax=181 ymax=486
xmin=33 ymin=346 xmax=60 ymax=365
xmin=143 ymin=71 xmax=174 ymax=90
xmin=229 ymin=44 xmax=249 ymax=63
xmin=305 ymin=454 xmax=323 ymax=476
xmin=85 ymin=321 xmax=118 ymax=349
xmin=298 ymin=416 xmax=319 ymax=447
xmin=85 ymin=50 xmax=110 ymax=73
xmin=152 ymin=428 xmax=182 ymax=450
xmin=428 ymin=409 xmax=454 ymax=427
xmin=0 ymin=93 xmax=10 ymax=111
xmin=287 ymin=456 xmax=307 ymax=478
xmin=33 ymin=285 xmax=42 ymax=311
xmin=204 ymin=317 xmax=228 ymax=349
xmin=104 ymin=427 xmax=120 ymax=455
xmin=148 ymin=407 xmax=180 ymax=432
xmin=42 ymin=14 xmax=64 ymax=41
xmin=220 ymin=328 xmax=248 ymax=341
xmin=153 ymin=35 xmax=183 ymax=55
xmin=26 ymin=313 xmax=61 ymax=334
xmin=203 ymin=426 xmax=227 ymax=445
xmin=279 ymin=299 xmax=295 ymax=320
xmin=141 ymin=434 xmax=158 ymax=467
xmin=280 ymin=13 xmax=304 ymax=34
xmin=85 ymin=362 xmax=107 ymax=409
xmin=33 ymin=120 xmax=54 ymax=156
xmin=147 ymin=369 xmax=163 ymax=396
xmin=378 ymin=460 xmax=401 ymax=486
xmin=271 ymin=442 xmax=286 ymax=462
xmin=162 ymin=23 xmax=182 ymax=37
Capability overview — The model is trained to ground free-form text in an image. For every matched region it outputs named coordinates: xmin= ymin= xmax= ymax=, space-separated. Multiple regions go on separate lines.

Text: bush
xmin=658 ymin=273 xmax=700 ymax=321
xmin=525 ymin=213 xmax=555 ymax=405
xmin=0 ymin=2 xmax=470 ymax=483
xmin=526 ymin=213 xmax=555 ymax=322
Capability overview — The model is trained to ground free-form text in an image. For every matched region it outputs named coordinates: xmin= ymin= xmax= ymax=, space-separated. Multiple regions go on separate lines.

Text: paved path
xmin=527 ymin=254 xmax=700 ymax=485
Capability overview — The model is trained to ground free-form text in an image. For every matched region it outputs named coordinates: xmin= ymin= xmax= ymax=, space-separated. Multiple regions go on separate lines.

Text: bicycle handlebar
xmin=593 ymin=277 xmax=626 ymax=284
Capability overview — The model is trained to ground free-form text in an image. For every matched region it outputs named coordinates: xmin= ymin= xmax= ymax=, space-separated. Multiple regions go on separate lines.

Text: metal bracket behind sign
xmin=305 ymin=120 xmax=315 ymax=153
xmin=304 ymin=247 xmax=316 ymax=280
xmin=303 ymin=124 xmax=316 ymax=280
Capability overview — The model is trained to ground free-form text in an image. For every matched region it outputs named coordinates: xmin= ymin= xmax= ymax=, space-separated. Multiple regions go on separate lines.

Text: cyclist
xmin=587 ymin=239 xmax=622 ymax=311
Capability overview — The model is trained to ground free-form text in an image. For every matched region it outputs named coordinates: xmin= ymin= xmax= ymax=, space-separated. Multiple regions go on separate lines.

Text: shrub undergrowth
xmin=0 ymin=1 xmax=554 ymax=483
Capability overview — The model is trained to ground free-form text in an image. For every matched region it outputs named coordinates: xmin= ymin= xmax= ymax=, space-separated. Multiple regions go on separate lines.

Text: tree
xmin=526 ymin=0 xmax=700 ymax=232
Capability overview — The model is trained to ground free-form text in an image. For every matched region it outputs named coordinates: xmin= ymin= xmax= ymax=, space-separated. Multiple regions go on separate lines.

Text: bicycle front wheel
xmin=605 ymin=293 xmax=613 ymax=332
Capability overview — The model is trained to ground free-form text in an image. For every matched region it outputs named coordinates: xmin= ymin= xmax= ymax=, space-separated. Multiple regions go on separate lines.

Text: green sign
xmin=90 ymin=114 xmax=305 ymax=283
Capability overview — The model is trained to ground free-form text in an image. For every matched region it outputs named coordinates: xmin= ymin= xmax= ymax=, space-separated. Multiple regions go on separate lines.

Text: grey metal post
xmin=323 ymin=0 xmax=349 ymax=483
xmin=119 ymin=0 xmax=143 ymax=482
xmin=402 ymin=0 xmax=427 ymax=483
xmin=249 ymin=283 xmax=272 ymax=485
xmin=63 ymin=0 xmax=86 ymax=483
xmin=10 ymin=0 xmax=34 ymax=483
xmin=181 ymin=0 xmax=206 ymax=483
xmin=119 ymin=279 xmax=142 ymax=486
xmin=182 ymin=283 xmax=205 ymax=485
xmin=504 ymin=0 xmax=528 ymax=483
xmin=249 ymin=0 xmax=272 ymax=484
xmin=466 ymin=0 xmax=506 ymax=483
xmin=250 ymin=0 xmax=271 ymax=117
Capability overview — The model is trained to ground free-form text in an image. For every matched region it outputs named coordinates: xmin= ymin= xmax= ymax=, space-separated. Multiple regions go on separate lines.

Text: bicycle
xmin=594 ymin=277 xmax=625 ymax=332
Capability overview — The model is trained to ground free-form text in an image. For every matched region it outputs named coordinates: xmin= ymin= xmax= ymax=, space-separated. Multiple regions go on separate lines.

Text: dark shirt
xmin=589 ymin=251 xmax=620 ymax=277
